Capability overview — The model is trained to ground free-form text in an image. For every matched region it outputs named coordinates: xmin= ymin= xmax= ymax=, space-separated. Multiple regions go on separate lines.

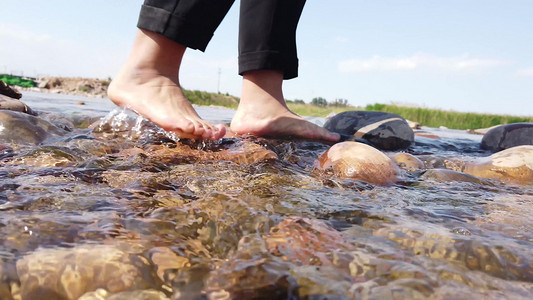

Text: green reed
xmin=183 ymin=89 xmax=240 ymax=109
xmin=365 ymin=103 xmax=533 ymax=130
xmin=287 ymin=102 xmax=361 ymax=117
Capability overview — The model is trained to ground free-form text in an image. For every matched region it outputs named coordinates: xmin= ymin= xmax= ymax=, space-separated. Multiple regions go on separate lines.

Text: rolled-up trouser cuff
xmin=239 ymin=51 xmax=299 ymax=80
xmin=137 ymin=4 xmax=213 ymax=51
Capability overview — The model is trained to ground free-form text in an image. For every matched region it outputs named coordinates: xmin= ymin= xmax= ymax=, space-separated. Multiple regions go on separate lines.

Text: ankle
xmin=241 ymin=70 xmax=285 ymax=106
xmin=122 ymin=29 xmax=185 ymax=77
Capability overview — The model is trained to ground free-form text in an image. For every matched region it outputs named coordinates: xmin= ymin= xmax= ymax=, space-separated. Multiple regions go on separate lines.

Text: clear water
xmin=0 ymin=92 xmax=531 ymax=299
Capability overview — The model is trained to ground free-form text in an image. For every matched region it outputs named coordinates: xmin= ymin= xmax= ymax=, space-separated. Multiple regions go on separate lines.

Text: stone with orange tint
xmin=463 ymin=145 xmax=533 ymax=184
xmin=317 ymin=142 xmax=398 ymax=185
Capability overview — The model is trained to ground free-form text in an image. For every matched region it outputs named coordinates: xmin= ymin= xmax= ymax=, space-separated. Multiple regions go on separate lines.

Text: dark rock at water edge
xmin=324 ymin=111 xmax=414 ymax=150
xmin=0 ymin=94 xmax=37 ymax=115
xmin=481 ymin=123 xmax=533 ymax=152
xmin=0 ymin=110 xmax=67 ymax=145
xmin=0 ymin=79 xmax=22 ymax=99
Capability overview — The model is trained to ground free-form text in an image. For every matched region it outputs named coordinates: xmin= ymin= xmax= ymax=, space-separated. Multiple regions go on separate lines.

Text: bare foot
xmin=107 ymin=30 xmax=226 ymax=140
xmin=230 ymin=70 xmax=340 ymax=142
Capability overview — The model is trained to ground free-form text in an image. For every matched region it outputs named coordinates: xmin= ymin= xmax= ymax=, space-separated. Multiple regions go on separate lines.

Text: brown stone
xmin=406 ymin=119 xmax=421 ymax=129
xmin=264 ymin=217 xmax=353 ymax=267
xmin=16 ymin=244 xmax=154 ymax=300
xmin=420 ymin=169 xmax=493 ymax=185
xmin=148 ymin=247 xmax=189 ymax=283
xmin=467 ymin=125 xmax=499 ymax=135
xmin=0 ymin=110 xmax=67 ymax=145
xmin=414 ymin=132 xmax=440 ymax=139
xmin=317 ymin=142 xmax=398 ymax=185
xmin=145 ymin=140 xmax=278 ymax=165
xmin=0 ymin=94 xmax=36 ymax=115
xmin=390 ymin=152 xmax=425 ymax=171
xmin=0 ymin=79 xmax=22 ymax=99
xmin=463 ymin=145 xmax=533 ymax=184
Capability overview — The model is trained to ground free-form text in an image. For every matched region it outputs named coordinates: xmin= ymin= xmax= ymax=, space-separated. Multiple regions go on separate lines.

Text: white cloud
xmin=0 ymin=22 xmax=128 ymax=78
xmin=516 ymin=67 xmax=533 ymax=77
xmin=338 ymin=53 xmax=505 ymax=73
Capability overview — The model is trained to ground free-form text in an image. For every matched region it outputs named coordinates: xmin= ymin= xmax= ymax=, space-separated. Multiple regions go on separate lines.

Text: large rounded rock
xmin=481 ymin=123 xmax=533 ymax=151
xmin=324 ymin=111 xmax=414 ymax=150
xmin=316 ymin=141 xmax=398 ymax=185
xmin=0 ymin=94 xmax=37 ymax=115
xmin=463 ymin=145 xmax=533 ymax=184
xmin=0 ymin=110 xmax=67 ymax=145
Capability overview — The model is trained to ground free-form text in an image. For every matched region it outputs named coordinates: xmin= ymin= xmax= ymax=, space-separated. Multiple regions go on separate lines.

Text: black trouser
xmin=137 ymin=0 xmax=306 ymax=79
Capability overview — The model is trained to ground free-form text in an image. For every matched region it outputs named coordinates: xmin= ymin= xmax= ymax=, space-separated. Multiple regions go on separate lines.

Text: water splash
xmin=110 ymin=108 xmax=130 ymax=132
xmin=97 ymin=108 xmax=131 ymax=132
xmin=131 ymin=115 xmax=146 ymax=137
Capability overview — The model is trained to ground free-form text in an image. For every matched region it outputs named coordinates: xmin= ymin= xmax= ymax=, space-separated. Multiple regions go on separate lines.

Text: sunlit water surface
xmin=0 ymin=92 xmax=531 ymax=299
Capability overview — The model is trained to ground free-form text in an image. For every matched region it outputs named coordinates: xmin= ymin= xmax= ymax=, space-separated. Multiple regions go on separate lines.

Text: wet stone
xmin=0 ymin=95 xmax=36 ymax=115
xmin=390 ymin=152 xmax=425 ymax=171
xmin=463 ymin=145 xmax=533 ymax=184
xmin=317 ymin=141 xmax=398 ymax=185
xmin=16 ymin=244 xmax=156 ymax=300
xmin=290 ymin=265 xmax=353 ymax=298
xmin=0 ymin=80 xmax=22 ymax=99
xmin=144 ymin=139 xmax=278 ymax=166
xmin=204 ymin=234 xmax=296 ymax=300
xmin=79 ymin=289 xmax=170 ymax=300
xmin=420 ymin=169 xmax=493 ymax=185
xmin=0 ymin=260 xmax=18 ymax=300
xmin=0 ymin=110 xmax=67 ymax=145
xmin=264 ymin=217 xmax=353 ymax=267
xmin=147 ymin=247 xmax=190 ymax=284
xmin=324 ymin=110 xmax=414 ymax=150
xmin=5 ymin=145 xmax=91 ymax=168
xmin=481 ymin=123 xmax=533 ymax=152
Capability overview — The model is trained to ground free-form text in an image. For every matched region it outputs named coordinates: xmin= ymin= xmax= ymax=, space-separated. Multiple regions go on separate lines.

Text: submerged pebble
xmin=390 ymin=152 xmax=425 ymax=171
xmin=0 ymin=110 xmax=67 ymax=145
xmin=16 ymin=244 xmax=156 ymax=300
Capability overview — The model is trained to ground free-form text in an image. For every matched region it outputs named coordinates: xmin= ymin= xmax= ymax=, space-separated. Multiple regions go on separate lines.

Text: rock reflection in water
xmin=0 ymin=95 xmax=532 ymax=299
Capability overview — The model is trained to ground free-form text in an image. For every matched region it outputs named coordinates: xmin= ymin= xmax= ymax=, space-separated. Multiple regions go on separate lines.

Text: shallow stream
xmin=0 ymin=92 xmax=531 ymax=299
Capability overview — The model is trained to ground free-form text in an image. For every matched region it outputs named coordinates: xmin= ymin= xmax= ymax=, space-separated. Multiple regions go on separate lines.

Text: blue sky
xmin=1 ymin=0 xmax=532 ymax=116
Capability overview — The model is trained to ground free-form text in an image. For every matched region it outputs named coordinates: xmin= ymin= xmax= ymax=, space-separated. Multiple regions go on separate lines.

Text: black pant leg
xmin=137 ymin=0 xmax=235 ymax=51
xmin=238 ymin=0 xmax=306 ymax=80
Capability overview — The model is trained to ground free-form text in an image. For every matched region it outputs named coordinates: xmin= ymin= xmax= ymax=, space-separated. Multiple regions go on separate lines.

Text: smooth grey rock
xmin=324 ymin=111 xmax=414 ymax=150
xmin=481 ymin=123 xmax=533 ymax=152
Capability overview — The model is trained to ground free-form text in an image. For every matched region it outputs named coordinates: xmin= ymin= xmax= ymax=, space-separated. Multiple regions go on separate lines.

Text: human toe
xmin=212 ymin=124 xmax=227 ymax=139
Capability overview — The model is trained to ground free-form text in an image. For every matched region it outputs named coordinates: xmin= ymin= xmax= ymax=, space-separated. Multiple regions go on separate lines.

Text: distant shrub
xmin=0 ymin=74 xmax=37 ymax=88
